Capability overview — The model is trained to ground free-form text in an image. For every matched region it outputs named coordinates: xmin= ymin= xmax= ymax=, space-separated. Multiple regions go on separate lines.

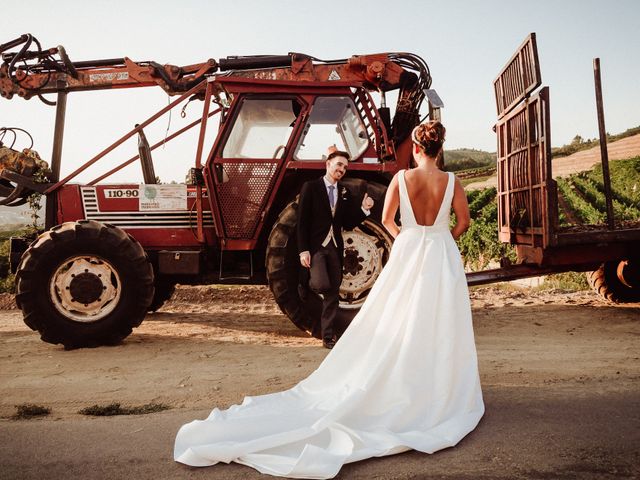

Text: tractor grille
xmin=216 ymin=161 xmax=279 ymax=239
xmin=80 ymin=187 xmax=214 ymax=228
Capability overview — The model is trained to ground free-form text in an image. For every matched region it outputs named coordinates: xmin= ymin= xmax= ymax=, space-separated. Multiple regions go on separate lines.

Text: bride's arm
xmin=382 ymin=174 xmax=400 ymax=238
xmin=451 ymin=176 xmax=471 ymax=240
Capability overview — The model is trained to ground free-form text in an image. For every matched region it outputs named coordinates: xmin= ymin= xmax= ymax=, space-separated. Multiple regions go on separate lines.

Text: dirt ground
xmin=1 ymin=285 xmax=639 ymax=479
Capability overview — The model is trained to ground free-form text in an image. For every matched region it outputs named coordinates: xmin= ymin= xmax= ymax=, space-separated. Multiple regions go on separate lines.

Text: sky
xmin=1 ymin=0 xmax=639 ymax=183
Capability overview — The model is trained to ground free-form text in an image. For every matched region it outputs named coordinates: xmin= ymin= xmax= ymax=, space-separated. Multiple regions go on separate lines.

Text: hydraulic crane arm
xmin=1 ymin=34 xmax=431 ymax=104
xmin=0 ymin=34 xmax=217 ymax=100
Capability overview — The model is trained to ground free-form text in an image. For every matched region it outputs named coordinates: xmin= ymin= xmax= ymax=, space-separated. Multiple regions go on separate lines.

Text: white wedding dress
xmin=174 ymin=170 xmax=484 ymax=479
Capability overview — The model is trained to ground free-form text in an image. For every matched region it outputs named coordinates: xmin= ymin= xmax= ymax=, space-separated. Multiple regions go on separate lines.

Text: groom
xmin=297 ymin=147 xmax=374 ymax=349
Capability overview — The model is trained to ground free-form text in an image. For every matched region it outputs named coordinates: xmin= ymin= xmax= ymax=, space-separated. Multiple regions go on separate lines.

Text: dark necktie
xmin=328 ymin=185 xmax=335 ymax=209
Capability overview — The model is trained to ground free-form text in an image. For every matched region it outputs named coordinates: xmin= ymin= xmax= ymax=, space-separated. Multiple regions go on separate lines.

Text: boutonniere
xmin=340 ymin=187 xmax=348 ymax=200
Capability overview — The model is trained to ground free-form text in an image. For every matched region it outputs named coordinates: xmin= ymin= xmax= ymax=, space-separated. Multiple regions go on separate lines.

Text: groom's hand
xmin=299 ymin=251 xmax=311 ymax=268
xmin=362 ymin=193 xmax=374 ymax=210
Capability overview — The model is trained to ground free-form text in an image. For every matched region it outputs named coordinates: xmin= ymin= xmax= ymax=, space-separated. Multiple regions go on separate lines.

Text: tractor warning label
xmin=139 ymin=184 xmax=187 ymax=211
xmin=328 ymin=70 xmax=341 ymax=81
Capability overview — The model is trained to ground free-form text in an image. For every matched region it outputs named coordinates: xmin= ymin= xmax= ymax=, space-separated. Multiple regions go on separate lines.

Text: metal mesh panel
xmin=494 ymin=33 xmax=541 ymax=119
xmin=216 ymin=161 xmax=279 ymax=239
xmin=496 ymin=87 xmax=553 ymax=248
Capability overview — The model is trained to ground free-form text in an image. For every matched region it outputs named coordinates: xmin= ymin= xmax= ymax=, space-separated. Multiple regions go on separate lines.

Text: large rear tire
xmin=15 ymin=220 xmax=154 ymax=348
xmin=266 ymin=180 xmax=393 ymax=338
xmin=586 ymin=259 xmax=640 ymax=303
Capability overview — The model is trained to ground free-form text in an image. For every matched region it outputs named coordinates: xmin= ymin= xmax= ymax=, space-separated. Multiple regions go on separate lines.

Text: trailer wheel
xmin=586 ymin=259 xmax=640 ymax=303
xmin=148 ymin=277 xmax=176 ymax=312
xmin=266 ymin=180 xmax=392 ymax=338
xmin=15 ymin=220 xmax=154 ymax=348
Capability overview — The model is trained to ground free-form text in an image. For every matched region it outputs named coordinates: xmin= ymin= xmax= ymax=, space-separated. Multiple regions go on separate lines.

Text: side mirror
xmin=424 ymin=89 xmax=444 ymax=121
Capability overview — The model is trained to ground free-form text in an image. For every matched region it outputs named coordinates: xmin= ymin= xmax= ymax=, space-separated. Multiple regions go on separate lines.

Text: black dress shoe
xmin=322 ymin=339 xmax=336 ymax=349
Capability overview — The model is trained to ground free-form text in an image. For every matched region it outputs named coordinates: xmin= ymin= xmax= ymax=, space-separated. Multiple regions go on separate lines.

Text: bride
xmin=174 ymin=121 xmax=484 ymax=479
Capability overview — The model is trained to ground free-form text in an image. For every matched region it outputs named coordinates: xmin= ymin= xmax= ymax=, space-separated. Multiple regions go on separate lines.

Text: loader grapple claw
xmin=0 ymin=145 xmax=49 ymax=206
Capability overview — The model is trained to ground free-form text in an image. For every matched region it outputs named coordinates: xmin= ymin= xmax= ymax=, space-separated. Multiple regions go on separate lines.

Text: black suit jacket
xmin=297 ymin=177 xmax=367 ymax=258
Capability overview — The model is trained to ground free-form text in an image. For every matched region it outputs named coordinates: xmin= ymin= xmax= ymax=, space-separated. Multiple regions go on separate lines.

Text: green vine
xmin=25 ymin=151 xmax=50 ymax=235
xmin=455 ymin=197 xmax=516 ymax=270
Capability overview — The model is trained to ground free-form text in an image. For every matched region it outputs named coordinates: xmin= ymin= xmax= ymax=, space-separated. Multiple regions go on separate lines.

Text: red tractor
xmin=1 ymin=34 xmax=441 ymax=347
xmin=2 ymin=33 xmax=637 ymax=349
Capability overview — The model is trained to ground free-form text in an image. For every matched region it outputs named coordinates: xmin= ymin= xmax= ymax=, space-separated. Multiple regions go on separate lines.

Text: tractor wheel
xmin=148 ymin=276 xmax=176 ymax=312
xmin=266 ymin=180 xmax=393 ymax=338
xmin=15 ymin=220 xmax=154 ymax=348
xmin=586 ymin=259 xmax=640 ymax=303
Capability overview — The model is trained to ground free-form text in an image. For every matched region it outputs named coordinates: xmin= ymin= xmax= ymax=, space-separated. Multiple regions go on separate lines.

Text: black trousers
xmin=309 ymin=242 xmax=342 ymax=342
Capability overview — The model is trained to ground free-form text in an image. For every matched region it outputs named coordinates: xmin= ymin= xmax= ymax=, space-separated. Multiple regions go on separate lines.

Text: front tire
xmin=15 ymin=220 xmax=154 ymax=348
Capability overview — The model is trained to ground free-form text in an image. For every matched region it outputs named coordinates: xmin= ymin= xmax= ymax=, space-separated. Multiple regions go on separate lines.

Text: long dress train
xmin=174 ymin=170 xmax=484 ymax=479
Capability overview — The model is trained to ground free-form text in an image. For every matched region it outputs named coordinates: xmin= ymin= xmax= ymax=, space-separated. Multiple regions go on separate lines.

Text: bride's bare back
xmin=382 ymin=167 xmax=470 ymax=239
xmin=403 ymin=168 xmax=450 ymax=226
xmin=381 ymin=120 xmax=470 ymax=239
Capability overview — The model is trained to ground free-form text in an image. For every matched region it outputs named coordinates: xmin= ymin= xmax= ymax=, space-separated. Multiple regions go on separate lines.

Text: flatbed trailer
xmin=467 ymin=33 xmax=639 ymax=302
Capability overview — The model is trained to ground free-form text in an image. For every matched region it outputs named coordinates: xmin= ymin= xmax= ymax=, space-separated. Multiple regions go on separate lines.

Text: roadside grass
xmin=0 ymin=239 xmax=15 ymax=293
xmin=78 ymin=402 xmax=170 ymax=416
xmin=0 ymin=227 xmax=34 ymax=293
xmin=469 ymin=282 xmax=525 ymax=293
xmin=0 ymin=273 xmax=15 ymax=293
xmin=536 ymin=272 xmax=590 ymax=291
xmin=12 ymin=403 xmax=51 ymax=420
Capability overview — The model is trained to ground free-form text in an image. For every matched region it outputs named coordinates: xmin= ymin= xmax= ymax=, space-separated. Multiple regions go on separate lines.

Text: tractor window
xmin=294 ymin=96 xmax=369 ymax=161
xmin=222 ymin=99 xmax=297 ymax=159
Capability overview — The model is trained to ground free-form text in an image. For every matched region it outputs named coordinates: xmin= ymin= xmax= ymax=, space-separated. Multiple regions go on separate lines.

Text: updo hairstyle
xmin=411 ymin=121 xmax=446 ymax=157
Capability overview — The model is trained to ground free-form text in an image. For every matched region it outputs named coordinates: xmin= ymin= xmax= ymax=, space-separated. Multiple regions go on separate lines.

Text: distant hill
xmin=0 ymin=205 xmax=29 ymax=226
xmin=0 ymin=203 xmax=41 ymax=231
xmin=444 ymin=148 xmax=496 ymax=172
xmin=552 ymin=133 xmax=640 ymax=178
xmin=552 ymin=125 xmax=640 ymax=158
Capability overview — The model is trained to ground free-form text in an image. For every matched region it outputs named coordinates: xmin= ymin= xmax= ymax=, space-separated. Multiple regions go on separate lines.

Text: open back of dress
xmin=175 ymin=169 xmax=484 ymax=479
